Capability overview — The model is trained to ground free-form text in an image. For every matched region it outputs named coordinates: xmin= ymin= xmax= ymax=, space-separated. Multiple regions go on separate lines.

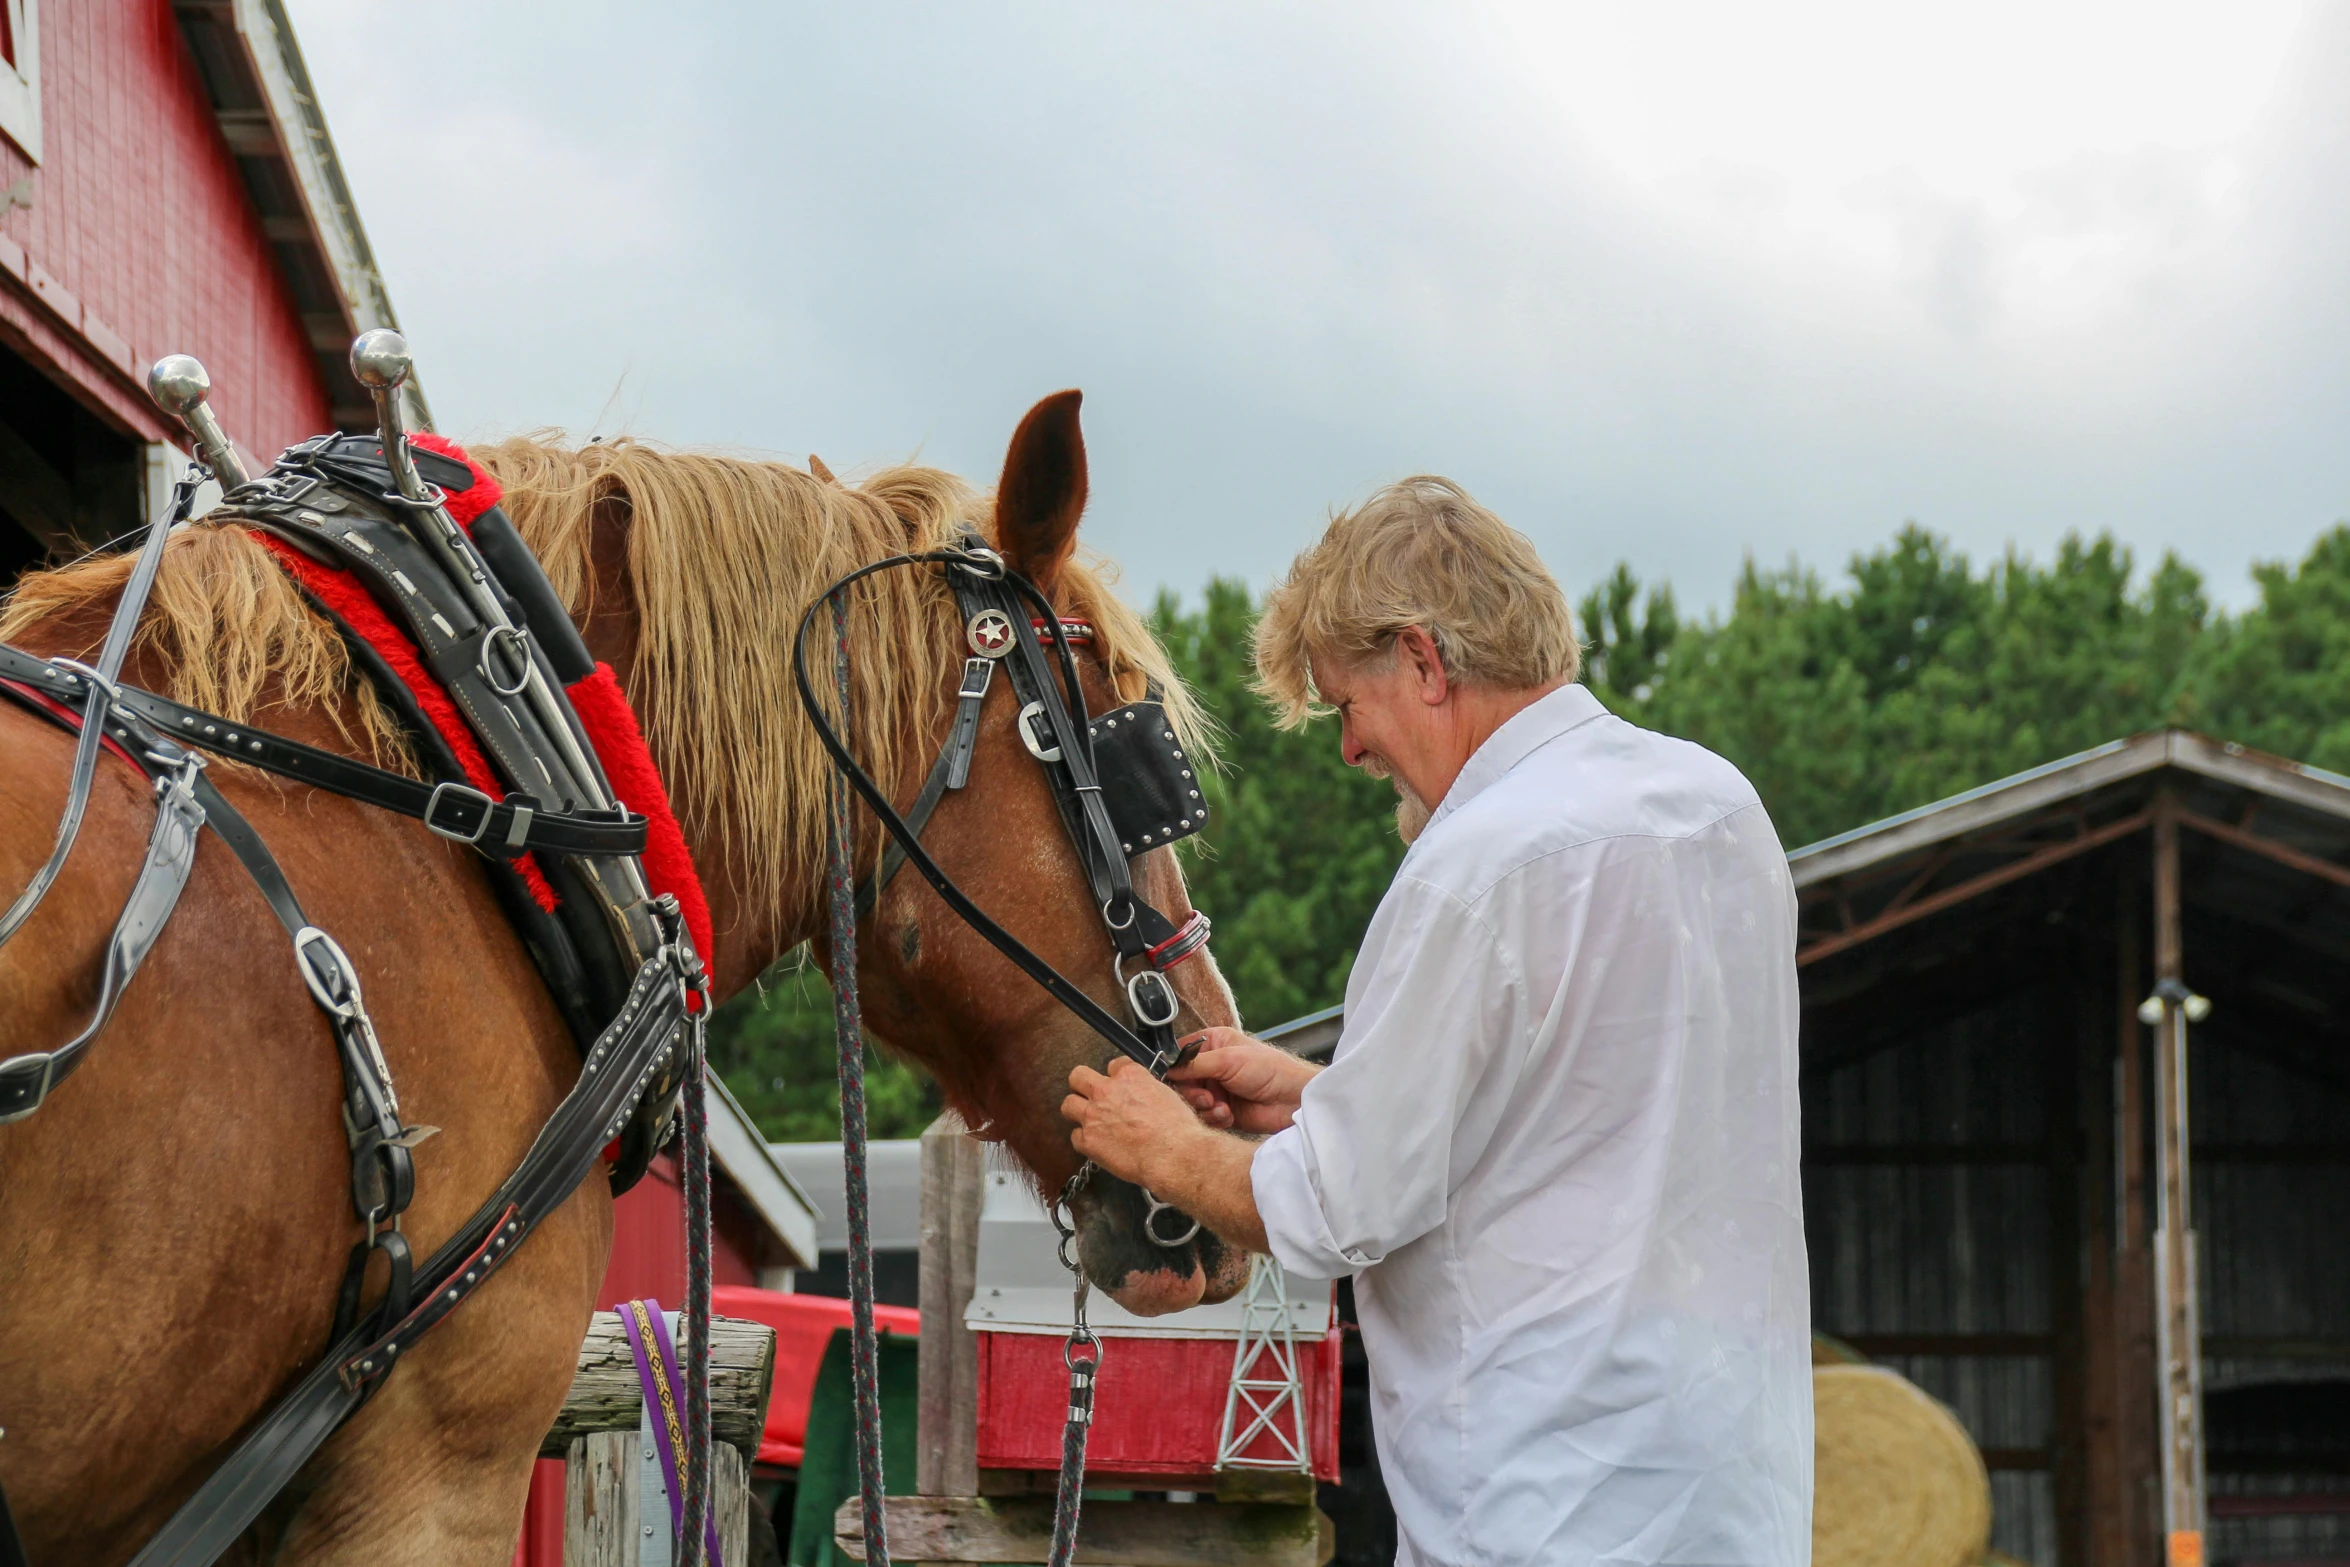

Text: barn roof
xmin=1256 ymin=729 xmax=2350 ymax=1076
xmin=1793 ymin=730 xmax=2350 ymax=1086
xmin=169 ymin=0 xmax=429 ymax=434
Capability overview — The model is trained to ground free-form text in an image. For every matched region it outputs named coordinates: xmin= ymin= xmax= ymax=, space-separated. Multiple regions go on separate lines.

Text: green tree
xmin=2177 ymin=525 xmax=2350 ymax=772
xmin=1150 ymin=578 xmax=1407 ymax=1027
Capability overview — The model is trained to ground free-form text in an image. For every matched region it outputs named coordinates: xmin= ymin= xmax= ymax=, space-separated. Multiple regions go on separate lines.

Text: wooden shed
xmin=0 ymin=0 xmax=411 ymax=583
xmin=1796 ymin=730 xmax=2350 ymax=1567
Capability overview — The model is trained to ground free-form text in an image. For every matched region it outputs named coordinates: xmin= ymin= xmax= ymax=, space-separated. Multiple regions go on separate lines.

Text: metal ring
xmin=952 ymin=546 xmax=1007 ymax=580
xmin=1101 ymin=896 xmax=1136 ymax=932
xmin=478 ymin=624 xmax=532 ymax=696
xmin=1142 ymin=1192 xmax=1201 ymax=1248
xmin=49 ymin=657 xmax=123 ymax=706
xmin=1063 ymin=1327 xmax=1103 ymax=1370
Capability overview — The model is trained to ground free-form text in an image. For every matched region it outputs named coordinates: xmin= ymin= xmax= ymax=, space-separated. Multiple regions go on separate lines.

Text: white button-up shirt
xmin=1252 ymin=684 xmax=1811 ymax=1567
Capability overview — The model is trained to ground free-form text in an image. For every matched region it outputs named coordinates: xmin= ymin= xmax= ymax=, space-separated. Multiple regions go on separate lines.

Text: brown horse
xmin=0 ymin=391 xmax=1247 ymax=1565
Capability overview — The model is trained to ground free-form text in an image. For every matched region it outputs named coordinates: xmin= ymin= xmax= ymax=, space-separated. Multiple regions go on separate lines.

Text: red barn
xmin=0 ymin=0 xmax=415 ymax=581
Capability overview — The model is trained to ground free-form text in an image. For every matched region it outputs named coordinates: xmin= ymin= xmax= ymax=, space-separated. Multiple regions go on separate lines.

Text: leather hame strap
xmin=0 ymin=646 xmax=648 ymax=861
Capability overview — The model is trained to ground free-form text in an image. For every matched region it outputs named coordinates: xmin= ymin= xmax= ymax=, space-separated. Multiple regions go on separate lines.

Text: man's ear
xmin=1397 ymin=627 xmax=1451 ymax=707
xmin=994 ymin=389 xmax=1087 ymax=599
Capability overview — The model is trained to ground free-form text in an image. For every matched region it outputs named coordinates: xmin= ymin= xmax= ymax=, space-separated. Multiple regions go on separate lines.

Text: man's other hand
xmin=1169 ymin=1028 xmax=1319 ymax=1134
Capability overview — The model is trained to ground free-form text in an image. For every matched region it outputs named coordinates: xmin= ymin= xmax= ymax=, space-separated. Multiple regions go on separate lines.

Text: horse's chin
xmin=1103 ymin=1261 xmax=1209 ymax=1317
xmin=1195 ymin=1236 xmax=1254 ymax=1305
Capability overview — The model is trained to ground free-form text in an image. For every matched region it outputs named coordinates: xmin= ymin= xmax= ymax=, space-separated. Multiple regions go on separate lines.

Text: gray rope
xmin=679 ymin=1011 xmax=714 ymax=1566
xmin=826 ymin=588 xmax=892 ymax=1567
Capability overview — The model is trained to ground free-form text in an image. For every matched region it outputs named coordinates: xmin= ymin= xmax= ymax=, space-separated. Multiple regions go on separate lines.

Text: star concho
xmin=966 ymin=608 xmax=1016 ymax=659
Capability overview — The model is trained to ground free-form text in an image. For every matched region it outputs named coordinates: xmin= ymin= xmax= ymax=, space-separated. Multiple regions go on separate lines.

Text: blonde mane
xmin=0 ymin=434 xmax=1204 ymax=926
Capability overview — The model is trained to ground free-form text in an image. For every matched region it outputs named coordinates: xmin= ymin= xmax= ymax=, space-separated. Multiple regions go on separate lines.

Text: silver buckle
xmin=422 ymin=781 xmax=495 ymax=844
xmin=1016 ymin=701 xmax=1063 ymax=763
xmin=958 ymin=657 xmax=996 ymax=700
xmin=1126 ymin=968 xmax=1180 ymax=1028
xmin=293 ymin=925 xmax=364 ymax=1020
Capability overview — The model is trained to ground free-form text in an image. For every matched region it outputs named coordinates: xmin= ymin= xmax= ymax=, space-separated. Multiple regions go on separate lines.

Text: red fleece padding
xmin=407 ymin=430 xmax=504 ymax=529
xmin=566 ymin=663 xmax=714 ymax=975
xmin=255 ymin=532 xmax=560 ymax=911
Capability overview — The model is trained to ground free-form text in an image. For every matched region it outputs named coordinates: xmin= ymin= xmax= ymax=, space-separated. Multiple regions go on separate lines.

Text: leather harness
xmin=0 ymin=440 xmax=706 ymax=1565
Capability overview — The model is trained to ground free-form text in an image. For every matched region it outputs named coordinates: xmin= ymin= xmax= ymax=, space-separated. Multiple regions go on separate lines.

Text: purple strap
xmin=619 ymin=1298 xmax=725 ymax=1567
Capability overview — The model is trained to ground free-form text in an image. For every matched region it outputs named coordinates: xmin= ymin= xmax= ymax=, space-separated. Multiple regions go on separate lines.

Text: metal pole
xmin=2147 ymin=794 xmax=2206 ymax=1567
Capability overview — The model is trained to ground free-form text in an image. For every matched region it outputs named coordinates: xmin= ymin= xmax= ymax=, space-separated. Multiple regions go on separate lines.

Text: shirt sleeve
xmin=1250 ymin=873 xmax=1526 ymax=1279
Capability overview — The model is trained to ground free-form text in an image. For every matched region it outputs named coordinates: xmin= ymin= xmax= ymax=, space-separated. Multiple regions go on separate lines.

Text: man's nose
xmin=1339 ymin=721 xmax=1366 ymax=768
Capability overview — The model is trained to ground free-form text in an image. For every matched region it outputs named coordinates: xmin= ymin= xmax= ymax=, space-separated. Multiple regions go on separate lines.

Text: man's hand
xmin=1169 ymin=1027 xmax=1319 ymax=1134
xmin=1063 ymin=1057 xmax=1211 ymax=1190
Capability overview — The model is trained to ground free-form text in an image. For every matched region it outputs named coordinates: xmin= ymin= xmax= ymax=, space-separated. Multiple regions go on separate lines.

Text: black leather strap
xmin=125 ymin=927 xmax=697 ymax=1567
xmin=854 ymin=656 xmax=994 ymax=919
xmin=0 ymin=646 xmax=647 ymax=860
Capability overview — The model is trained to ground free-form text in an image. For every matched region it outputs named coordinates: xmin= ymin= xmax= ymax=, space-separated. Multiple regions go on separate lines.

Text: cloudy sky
xmin=284 ymin=2 xmax=2349 ymax=614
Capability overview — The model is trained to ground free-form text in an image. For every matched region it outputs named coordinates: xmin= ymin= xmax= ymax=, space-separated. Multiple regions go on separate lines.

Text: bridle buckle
xmin=421 ymin=781 xmax=496 ymax=844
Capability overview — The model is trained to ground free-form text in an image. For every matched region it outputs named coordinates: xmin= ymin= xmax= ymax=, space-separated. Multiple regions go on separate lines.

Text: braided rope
xmin=679 ymin=1014 xmax=715 ymax=1566
xmin=827 ymin=589 xmax=893 ymax=1567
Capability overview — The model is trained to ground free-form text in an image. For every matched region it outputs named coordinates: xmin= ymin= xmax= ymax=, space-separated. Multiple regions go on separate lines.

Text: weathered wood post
xmin=917 ymin=1109 xmax=986 ymax=1501
xmin=550 ymin=1310 xmax=776 ymax=1565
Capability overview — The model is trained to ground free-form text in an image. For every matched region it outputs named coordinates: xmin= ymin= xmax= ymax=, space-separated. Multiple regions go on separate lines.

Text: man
xmin=1063 ymin=477 xmax=1811 ymax=1566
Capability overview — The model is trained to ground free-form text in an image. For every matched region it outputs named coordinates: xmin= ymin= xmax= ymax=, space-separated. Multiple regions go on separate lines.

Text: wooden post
xmin=564 ymin=1432 xmax=749 ymax=1566
xmin=2051 ymin=962 xmax=2089 ymax=1567
xmin=2149 ymin=796 xmax=2206 ymax=1567
xmin=548 ymin=1310 xmax=775 ymax=1566
xmin=917 ymin=1111 xmax=985 ymax=1499
xmin=2110 ymin=900 xmax=2162 ymax=1567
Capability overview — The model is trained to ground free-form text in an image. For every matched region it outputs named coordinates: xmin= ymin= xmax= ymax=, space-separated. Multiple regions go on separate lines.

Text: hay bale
xmin=1812 ymin=1365 xmax=1992 ymax=1567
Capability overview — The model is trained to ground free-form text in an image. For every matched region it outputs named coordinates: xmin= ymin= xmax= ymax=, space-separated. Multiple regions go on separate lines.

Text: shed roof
xmin=1792 ymin=730 xmax=2350 ymax=1089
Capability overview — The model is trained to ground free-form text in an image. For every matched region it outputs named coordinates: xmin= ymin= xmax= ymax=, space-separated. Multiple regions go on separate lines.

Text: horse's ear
xmin=807 ymin=453 xmax=838 ymax=485
xmin=994 ymin=389 xmax=1087 ymax=599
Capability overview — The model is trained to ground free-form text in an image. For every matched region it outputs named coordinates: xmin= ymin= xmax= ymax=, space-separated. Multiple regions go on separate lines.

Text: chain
xmin=1045 ymin=1168 xmax=1102 ymax=1567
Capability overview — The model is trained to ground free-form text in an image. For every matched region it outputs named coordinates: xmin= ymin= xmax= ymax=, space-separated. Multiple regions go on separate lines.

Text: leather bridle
xmin=791 ymin=537 xmax=1213 ymax=1082
xmin=795 ymin=536 xmax=1224 ymax=1567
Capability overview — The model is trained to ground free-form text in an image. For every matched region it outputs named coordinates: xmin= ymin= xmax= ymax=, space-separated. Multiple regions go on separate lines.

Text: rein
xmin=793 ymin=540 xmax=1216 ymax=1567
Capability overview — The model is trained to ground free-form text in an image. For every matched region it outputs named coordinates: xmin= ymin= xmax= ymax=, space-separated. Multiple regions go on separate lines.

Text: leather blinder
xmin=1085 ymin=701 xmax=1210 ymax=857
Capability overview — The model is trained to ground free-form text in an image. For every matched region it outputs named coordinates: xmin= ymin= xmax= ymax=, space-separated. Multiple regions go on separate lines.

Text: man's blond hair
xmin=1253 ymin=476 xmax=1579 ymax=727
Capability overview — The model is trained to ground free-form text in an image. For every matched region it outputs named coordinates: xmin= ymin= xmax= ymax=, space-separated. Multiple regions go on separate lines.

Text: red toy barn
xmin=966 ymin=1149 xmax=1342 ymax=1490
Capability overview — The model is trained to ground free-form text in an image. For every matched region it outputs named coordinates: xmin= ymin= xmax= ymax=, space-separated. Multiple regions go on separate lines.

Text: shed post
xmin=2148 ymin=795 xmax=2207 ymax=1567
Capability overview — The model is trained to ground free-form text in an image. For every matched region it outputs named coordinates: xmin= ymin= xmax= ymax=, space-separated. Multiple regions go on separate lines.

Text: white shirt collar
xmin=1424 ymin=683 xmax=1608 ymax=832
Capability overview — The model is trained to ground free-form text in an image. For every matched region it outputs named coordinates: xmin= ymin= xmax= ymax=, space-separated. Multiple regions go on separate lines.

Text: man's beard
xmin=1363 ymin=757 xmax=1434 ymax=845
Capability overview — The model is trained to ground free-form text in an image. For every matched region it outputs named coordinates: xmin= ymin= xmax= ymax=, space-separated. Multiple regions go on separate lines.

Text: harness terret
xmin=0 ymin=340 xmax=719 ymax=1566
xmin=792 ymin=539 xmax=1217 ymax=1567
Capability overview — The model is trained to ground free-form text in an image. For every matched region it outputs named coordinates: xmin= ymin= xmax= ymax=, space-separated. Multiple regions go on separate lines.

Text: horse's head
xmin=842 ymin=390 xmax=1252 ymax=1315
xmin=486 ymin=394 xmax=1252 ymax=1315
